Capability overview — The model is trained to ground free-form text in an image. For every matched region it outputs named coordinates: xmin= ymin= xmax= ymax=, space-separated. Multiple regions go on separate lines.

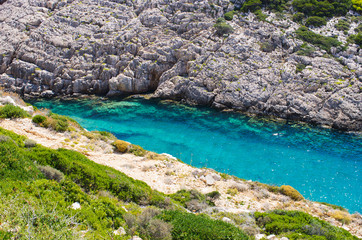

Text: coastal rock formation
xmin=0 ymin=0 xmax=361 ymax=130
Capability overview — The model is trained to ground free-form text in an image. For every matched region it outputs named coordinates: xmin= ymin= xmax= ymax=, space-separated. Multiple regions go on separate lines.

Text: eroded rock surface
xmin=0 ymin=0 xmax=361 ymax=130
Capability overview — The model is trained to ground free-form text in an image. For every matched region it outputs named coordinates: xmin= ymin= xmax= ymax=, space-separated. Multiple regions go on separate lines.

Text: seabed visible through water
xmin=31 ymin=97 xmax=362 ymax=213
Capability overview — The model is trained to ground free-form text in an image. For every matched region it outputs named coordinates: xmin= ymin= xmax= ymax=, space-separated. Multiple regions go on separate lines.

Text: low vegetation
xmin=0 ymin=104 xmax=30 ymax=119
xmin=214 ymin=18 xmax=234 ymax=36
xmin=295 ymin=26 xmax=342 ymax=52
xmin=32 ymin=112 xmax=81 ymax=132
xmin=255 ymin=210 xmax=358 ymax=239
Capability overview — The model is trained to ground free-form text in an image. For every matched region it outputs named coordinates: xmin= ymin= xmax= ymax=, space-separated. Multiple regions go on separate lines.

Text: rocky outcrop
xmin=0 ymin=0 xmax=361 ymax=130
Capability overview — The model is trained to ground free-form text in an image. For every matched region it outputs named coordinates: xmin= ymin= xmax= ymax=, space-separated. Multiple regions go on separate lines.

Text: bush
xmin=254 ymin=9 xmax=268 ymax=21
xmin=146 ymin=219 xmax=172 ymax=240
xmin=305 ymin=16 xmax=326 ymax=27
xmin=32 ymin=114 xmax=47 ymax=124
xmin=352 ymin=0 xmax=362 ymax=12
xmin=335 ymin=19 xmax=350 ymax=31
xmin=24 ymin=139 xmax=37 ymax=148
xmin=129 ymin=144 xmax=147 ymax=156
xmin=297 ymin=43 xmax=316 ymax=56
xmin=159 ymin=210 xmax=249 ymax=240
xmin=113 ymin=140 xmax=129 ymax=153
xmin=224 ymin=11 xmax=235 ymax=21
xmin=296 ymin=63 xmax=306 ymax=73
xmin=280 ymin=185 xmax=304 ymax=201
xmin=292 ymin=0 xmax=352 ymax=17
xmin=293 ymin=12 xmax=305 ymax=23
xmin=295 ymin=26 xmax=341 ymax=52
xmin=330 ymin=210 xmax=352 ymax=224
xmin=353 ymin=32 xmax=362 ymax=45
xmin=260 ymin=41 xmax=275 ymax=52
xmin=0 ymin=104 xmax=30 ymax=119
xmin=38 ymin=165 xmax=65 ymax=182
xmin=214 ymin=18 xmax=234 ymax=36
xmin=241 ymin=0 xmax=262 ymax=12
xmin=255 ymin=210 xmax=358 ymax=239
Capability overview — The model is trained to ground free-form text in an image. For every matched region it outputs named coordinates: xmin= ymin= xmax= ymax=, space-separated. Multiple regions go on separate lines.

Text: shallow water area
xmin=31 ymin=98 xmax=362 ymax=213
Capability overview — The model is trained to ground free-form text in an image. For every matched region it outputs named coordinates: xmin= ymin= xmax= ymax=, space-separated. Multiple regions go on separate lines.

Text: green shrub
xmin=255 ymin=210 xmax=358 ymax=239
xmin=129 ymin=144 xmax=147 ymax=156
xmin=280 ymin=185 xmax=304 ymax=201
xmin=32 ymin=114 xmax=47 ymax=124
xmin=297 ymin=43 xmax=316 ymax=56
xmin=295 ymin=26 xmax=341 ymax=52
xmin=260 ymin=41 xmax=275 ymax=52
xmin=352 ymin=0 xmax=362 ymax=12
xmin=296 ymin=63 xmax=306 ymax=73
xmin=224 ymin=11 xmax=235 ymax=21
xmin=335 ymin=19 xmax=350 ymax=31
xmin=241 ymin=0 xmax=262 ymax=12
xmin=355 ymin=23 xmax=362 ymax=33
xmin=0 ymin=104 xmax=29 ymax=119
xmin=293 ymin=12 xmax=305 ymax=23
xmin=113 ymin=140 xmax=130 ymax=153
xmin=158 ymin=210 xmax=249 ymax=240
xmin=292 ymin=0 xmax=352 ymax=17
xmin=0 ymin=136 xmax=43 ymax=181
xmin=354 ymin=32 xmax=362 ymax=45
xmin=214 ymin=18 xmax=234 ymax=36
xmin=305 ymin=16 xmax=326 ymax=27
xmin=255 ymin=9 xmax=268 ymax=21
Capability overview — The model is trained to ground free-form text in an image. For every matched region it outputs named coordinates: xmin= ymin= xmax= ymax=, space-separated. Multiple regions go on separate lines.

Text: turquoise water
xmin=31 ymin=98 xmax=362 ymax=213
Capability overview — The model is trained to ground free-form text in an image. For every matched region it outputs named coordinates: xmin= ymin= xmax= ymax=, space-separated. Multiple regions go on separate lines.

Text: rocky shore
xmin=0 ymin=0 xmax=361 ymax=131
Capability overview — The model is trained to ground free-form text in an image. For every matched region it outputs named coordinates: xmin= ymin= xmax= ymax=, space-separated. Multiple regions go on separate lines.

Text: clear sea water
xmin=31 ymin=98 xmax=362 ymax=213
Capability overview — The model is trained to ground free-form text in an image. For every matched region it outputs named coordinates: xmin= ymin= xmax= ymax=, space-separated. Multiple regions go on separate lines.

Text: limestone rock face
xmin=0 ymin=0 xmax=361 ymax=131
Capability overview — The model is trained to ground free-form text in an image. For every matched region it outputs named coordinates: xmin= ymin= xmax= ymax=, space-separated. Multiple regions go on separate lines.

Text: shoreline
xmin=1 ymin=116 xmax=361 ymax=238
xmin=24 ymin=92 xmax=362 ymax=135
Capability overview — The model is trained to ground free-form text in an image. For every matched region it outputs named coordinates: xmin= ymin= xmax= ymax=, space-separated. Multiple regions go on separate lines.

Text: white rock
xmin=130 ymin=236 xmax=142 ymax=240
xmin=255 ymin=234 xmax=266 ymax=240
xmin=113 ymin=227 xmax=126 ymax=236
xmin=222 ymin=217 xmax=232 ymax=223
xmin=71 ymin=202 xmax=81 ymax=210
xmin=205 ymin=174 xmax=216 ymax=185
xmin=280 ymin=237 xmax=289 ymax=240
xmin=0 ymin=96 xmax=16 ymax=106
xmin=267 ymin=234 xmax=277 ymax=240
xmin=212 ymin=174 xmax=221 ymax=181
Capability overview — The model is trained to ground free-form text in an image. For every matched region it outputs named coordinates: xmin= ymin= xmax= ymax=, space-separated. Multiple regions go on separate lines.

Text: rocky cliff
xmin=0 ymin=0 xmax=361 ymax=130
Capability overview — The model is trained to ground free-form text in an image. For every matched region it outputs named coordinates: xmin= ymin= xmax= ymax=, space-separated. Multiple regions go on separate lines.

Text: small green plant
xmin=296 ymin=63 xmax=306 ymax=73
xmin=129 ymin=144 xmax=147 ymax=156
xmin=0 ymin=105 xmax=29 ymax=119
xmin=224 ymin=11 xmax=235 ymax=21
xmin=214 ymin=18 xmax=233 ymax=36
xmin=297 ymin=43 xmax=316 ymax=56
xmin=292 ymin=12 xmax=305 ymax=23
xmin=32 ymin=114 xmax=47 ymax=124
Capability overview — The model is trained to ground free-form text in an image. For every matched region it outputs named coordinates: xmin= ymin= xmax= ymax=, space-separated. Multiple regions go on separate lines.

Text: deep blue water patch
xmin=31 ymin=98 xmax=362 ymax=213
